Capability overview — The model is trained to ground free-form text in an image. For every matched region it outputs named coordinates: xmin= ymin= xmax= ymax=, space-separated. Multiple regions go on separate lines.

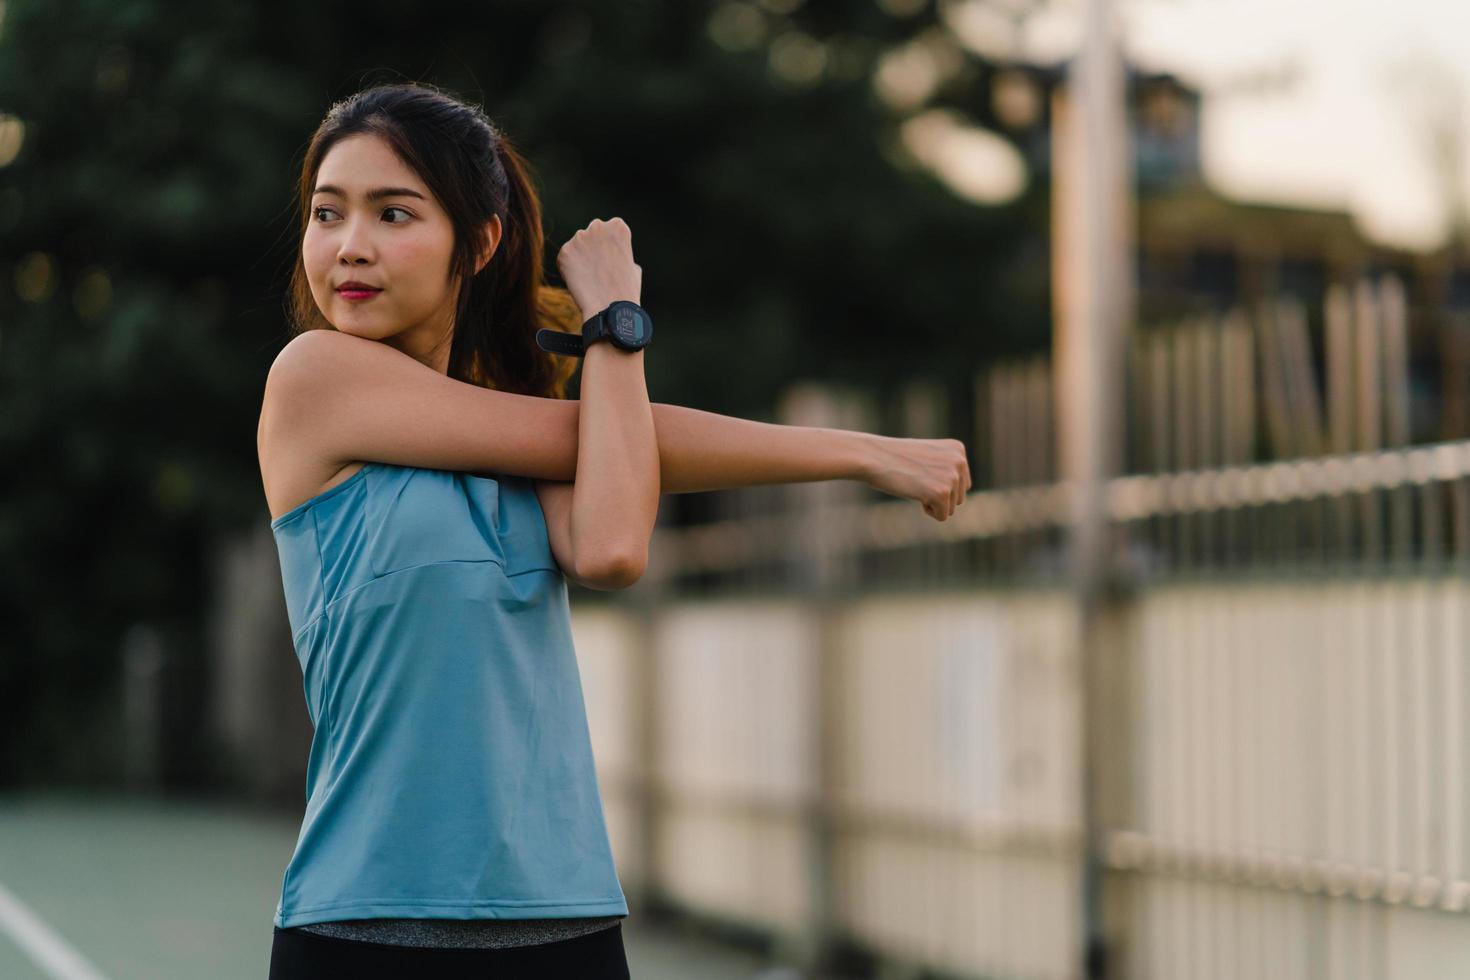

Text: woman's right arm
xmin=264 ymin=328 xmax=583 ymax=481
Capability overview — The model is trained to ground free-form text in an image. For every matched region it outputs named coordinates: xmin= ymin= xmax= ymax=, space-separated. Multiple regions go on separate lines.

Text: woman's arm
xmin=648 ymin=405 xmax=968 ymax=519
xmin=649 ymin=402 xmax=873 ymax=492
xmin=556 ymin=218 xmax=659 ymax=586
xmin=569 ymin=342 xmax=658 ymax=584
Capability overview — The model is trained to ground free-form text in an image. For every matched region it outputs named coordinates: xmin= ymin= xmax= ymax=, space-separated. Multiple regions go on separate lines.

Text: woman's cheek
xmin=391 ymin=238 xmax=449 ymax=310
xmin=302 ymin=241 xmax=332 ymax=298
xmin=392 ymin=235 xmax=441 ymax=277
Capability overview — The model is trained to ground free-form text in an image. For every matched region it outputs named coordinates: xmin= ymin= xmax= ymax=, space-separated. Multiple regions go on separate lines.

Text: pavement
xmin=0 ymin=790 xmax=831 ymax=980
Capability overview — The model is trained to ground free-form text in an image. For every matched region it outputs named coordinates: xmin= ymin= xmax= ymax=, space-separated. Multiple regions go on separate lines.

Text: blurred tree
xmin=0 ymin=0 xmax=1046 ymax=787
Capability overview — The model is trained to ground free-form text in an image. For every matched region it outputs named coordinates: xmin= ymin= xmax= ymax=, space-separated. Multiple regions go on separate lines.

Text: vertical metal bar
xmin=1279 ymin=297 xmax=1325 ymax=456
xmin=1445 ymin=569 xmax=1467 ymax=897
xmin=1440 ymin=311 xmax=1470 ymax=441
xmin=1384 ymin=581 xmax=1403 ymax=890
xmin=1304 ymin=575 xmax=1328 ymax=875
xmin=1051 ymin=0 xmax=1133 ymax=969
xmin=1456 ymin=477 xmax=1470 ymax=562
xmin=1354 ymin=278 xmax=1382 ymax=451
xmin=1410 ymin=576 xmax=1435 ymax=885
xmin=1325 ymin=582 xmax=1348 ymax=885
xmin=1358 ymin=587 xmax=1381 ymax=887
xmin=1382 ymin=279 xmax=1414 ymax=573
xmin=1221 ymin=310 xmax=1250 ymax=465
xmin=1355 ymin=280 xmax=1383 ymax=566
xmin=1352 ymin=578 xmax=1373 ymax=877
xmin=1177 ymin=334 xmax=1195 ymax=565
xmin=1167 ymin=591 xmax=1189 ymax=977
xmin=1326 ymin=283 xmax=1355 ymax=455
xmin=1425 ymin=481 xmax=1444 ymax=567
xmin=1150 ymin=331 xmax=1171 ymax=473
xmin=1380 ymin=276 xmax=1410 ymax=448
xmin=1129 ymin=332 xmax=1149 ymax=473
xmin=1196 ymin=322 xmax=1216 ymax=566
xmin=1176 ymin=323 xmax=1199 ymax=470
xmin=1223 ymin=588 xmax=1246 ymax=980
xmin=1196 ymin=318 xmax=1216 ymax=467
xmin=1258 ymin=302 xmax=1295 ymax=459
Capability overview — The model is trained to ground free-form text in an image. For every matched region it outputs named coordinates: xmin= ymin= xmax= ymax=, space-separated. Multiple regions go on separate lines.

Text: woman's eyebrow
xmin=312 ymin=184 xmax=427 ymax=202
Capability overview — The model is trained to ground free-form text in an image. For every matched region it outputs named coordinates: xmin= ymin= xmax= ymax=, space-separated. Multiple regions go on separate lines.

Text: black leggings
xmin=267 ymin=922 xmax=631 ymax=979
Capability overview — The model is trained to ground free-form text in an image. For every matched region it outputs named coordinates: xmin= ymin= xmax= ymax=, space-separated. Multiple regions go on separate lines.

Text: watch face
xmin=610 ymin=303 xmax=651 ymax=348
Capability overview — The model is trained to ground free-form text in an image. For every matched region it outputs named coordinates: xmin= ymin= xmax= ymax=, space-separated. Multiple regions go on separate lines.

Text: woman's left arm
xmin=543 ymin=400 xmax=967 ymax=508
xmin=649 ymin=402 xmax=970 ymax=521
xmin=649 ymin=402 xmax=873 ymax=492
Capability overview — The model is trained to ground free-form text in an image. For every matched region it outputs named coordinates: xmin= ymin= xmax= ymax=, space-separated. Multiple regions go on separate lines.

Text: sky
xmin=944 ymin=0 xmax=1470 ymax=252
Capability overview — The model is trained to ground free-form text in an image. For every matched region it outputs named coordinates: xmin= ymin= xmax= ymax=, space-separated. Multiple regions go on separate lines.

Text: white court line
xmin=0 ymin=879 xmax=111 ymax=980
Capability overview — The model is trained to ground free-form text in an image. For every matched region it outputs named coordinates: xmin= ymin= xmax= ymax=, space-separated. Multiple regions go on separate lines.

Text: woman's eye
xmin=311 ymin=205 xmax=411 ymax=223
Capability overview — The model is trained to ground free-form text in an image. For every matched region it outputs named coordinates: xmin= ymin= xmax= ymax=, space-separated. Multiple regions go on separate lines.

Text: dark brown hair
xmin=286 ymin=81 xmax=581 ymax=398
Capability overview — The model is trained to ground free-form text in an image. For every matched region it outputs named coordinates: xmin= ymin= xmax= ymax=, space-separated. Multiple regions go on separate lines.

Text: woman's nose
xmin=336 ymin=217 xmax=375 ymax=264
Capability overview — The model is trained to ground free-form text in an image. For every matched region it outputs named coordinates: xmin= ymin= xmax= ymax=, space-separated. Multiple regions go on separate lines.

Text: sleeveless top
xmin=267 ymin=460 xmax=629 ymax=943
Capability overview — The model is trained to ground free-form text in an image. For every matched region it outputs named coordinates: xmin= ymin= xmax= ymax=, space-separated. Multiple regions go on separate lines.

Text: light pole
xmin=1050 ymin=0 xmax=1135 ymax=974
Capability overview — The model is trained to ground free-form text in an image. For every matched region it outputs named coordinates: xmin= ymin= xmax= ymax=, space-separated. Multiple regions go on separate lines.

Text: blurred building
xmin=979 ymin=59 xmax=1470 ymax=323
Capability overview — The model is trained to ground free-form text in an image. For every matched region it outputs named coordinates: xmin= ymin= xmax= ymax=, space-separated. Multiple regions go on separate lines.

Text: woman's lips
xmin=337 ymin=288 xmax=382 ymax=301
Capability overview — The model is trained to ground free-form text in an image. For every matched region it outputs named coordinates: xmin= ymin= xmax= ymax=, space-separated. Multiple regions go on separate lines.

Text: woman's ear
xmin=475 ymin=214 xmax=503 ymax=275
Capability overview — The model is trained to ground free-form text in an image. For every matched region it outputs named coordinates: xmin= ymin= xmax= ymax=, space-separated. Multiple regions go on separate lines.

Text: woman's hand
xmin=556 ymin=217 xmax=643 ymax=319
xmin=862 ymin=434 xmax=972 ymax=521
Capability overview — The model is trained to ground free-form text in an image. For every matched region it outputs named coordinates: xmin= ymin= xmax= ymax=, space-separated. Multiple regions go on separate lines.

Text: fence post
xmin=776 ymin=382 xmax=874 ymax=975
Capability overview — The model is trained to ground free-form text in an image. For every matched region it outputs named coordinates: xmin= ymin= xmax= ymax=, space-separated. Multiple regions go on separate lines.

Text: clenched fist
xmin=556 ymin=217 xmax=643 ymax=321
xmin=862 ymin=434 xmax=972 ymax=521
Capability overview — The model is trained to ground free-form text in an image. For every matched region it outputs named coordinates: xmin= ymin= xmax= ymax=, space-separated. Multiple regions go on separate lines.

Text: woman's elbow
xmin=575 ymin=547 xmax=647 ymax=590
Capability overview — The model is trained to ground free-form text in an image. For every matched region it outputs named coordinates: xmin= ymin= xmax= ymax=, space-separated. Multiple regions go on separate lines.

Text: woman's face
xmin=302 ymin=133 xmax=460 ymax=360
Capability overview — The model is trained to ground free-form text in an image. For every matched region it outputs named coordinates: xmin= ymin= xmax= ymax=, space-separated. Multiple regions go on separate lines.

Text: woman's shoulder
xmin=258 ymin=387 xmax=368 ymax=525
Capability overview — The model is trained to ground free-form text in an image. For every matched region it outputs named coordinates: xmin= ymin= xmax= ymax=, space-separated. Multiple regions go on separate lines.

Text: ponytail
xmin=448 ymin=133 xmax=583 ymax=399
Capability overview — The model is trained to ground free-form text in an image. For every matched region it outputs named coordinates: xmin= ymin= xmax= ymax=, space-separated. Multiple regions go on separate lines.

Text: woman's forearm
xmin=570 ymin=344 xmax=660 ymax=577
xmin=648 ymin=402 xmax=874 ymax=493
xmin=512 ymin=397 xmax=874 ymax=494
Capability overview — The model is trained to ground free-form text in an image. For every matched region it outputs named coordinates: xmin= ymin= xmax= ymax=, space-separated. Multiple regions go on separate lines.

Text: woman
xmin=259 ymin=81 xmax=969 ymax=978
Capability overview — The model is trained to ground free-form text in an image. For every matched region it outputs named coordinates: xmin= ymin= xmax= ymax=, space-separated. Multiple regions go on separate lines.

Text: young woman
xmin=258 ymin=81 xmax=969 ymax=978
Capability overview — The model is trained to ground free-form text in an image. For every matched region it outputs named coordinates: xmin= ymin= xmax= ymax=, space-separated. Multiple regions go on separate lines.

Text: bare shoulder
xmin=258 ymin=332 xmax=367 ymax=523
xmin=270 ymin=326 xmax=378 ymax=371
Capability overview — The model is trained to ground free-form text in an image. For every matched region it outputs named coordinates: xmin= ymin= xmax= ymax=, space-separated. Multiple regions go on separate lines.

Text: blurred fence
xmin=595 ymin=272 xmax=1470 ymax=979
xmin=210 ymin=273 xmax=1470 ymax=978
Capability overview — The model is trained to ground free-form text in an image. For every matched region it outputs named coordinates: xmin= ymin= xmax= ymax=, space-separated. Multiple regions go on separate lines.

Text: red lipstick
xmin=336 ymin=281 xmax=382 ymax=301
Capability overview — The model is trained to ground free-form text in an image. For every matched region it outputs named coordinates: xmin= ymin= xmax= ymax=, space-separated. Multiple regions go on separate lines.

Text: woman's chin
xmin=329 ymin=319 xmax=383 ymax=338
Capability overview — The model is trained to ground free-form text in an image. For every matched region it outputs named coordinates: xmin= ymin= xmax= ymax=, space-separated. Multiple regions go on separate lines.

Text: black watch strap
xmin=536 ymin=301 xmax=650 ymax=356
xmin=535 ymin=328 xmax=586 ymax=357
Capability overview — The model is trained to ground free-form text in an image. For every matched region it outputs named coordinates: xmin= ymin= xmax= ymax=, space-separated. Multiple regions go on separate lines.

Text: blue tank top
xmin=267 ymin=460 xmax=629 ymax=928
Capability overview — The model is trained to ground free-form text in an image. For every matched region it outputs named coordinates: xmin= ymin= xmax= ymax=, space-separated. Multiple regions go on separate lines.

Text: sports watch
xmin=535 ymin=300 xmax=653 ymax=356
